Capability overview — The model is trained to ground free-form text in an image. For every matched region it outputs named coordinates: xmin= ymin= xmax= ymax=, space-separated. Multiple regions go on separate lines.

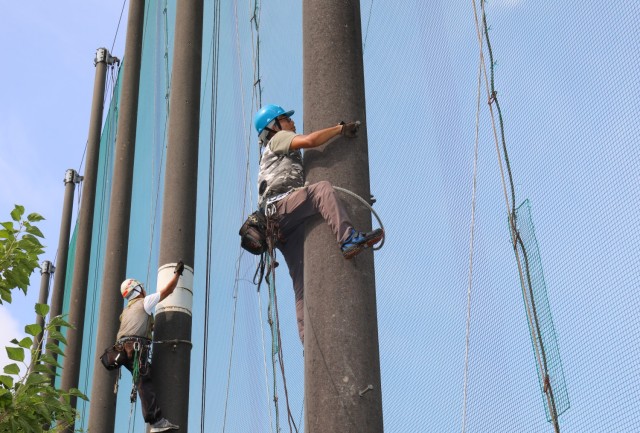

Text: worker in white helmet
xmin=116 ymin=260 xmax=184 ymax=432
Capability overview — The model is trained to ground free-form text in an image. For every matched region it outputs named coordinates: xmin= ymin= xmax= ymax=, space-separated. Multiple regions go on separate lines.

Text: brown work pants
xmin=273 ymin=181 xmax=353 ymax=343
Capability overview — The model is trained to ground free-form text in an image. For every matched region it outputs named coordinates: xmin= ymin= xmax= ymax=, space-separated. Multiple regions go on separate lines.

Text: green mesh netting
xmin=62 ymin=1 xmax=640 ymax=432
xmin=513 ymin=199 xmax=569 ymax=423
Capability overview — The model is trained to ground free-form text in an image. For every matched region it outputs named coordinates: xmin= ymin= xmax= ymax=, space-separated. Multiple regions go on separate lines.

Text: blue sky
xmin=0 ymin=3 xmax=128 ymax=366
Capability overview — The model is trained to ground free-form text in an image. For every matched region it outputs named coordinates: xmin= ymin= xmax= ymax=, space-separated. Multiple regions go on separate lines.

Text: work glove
xmin=174 ymin=260 xmax=185 ymax=276
xmin=339 ymin=121 xmax=360 ymax=138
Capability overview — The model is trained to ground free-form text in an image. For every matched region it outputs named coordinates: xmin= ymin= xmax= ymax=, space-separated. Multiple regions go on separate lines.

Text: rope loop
xmin=333 ymin=186 xmax=386 ymax=251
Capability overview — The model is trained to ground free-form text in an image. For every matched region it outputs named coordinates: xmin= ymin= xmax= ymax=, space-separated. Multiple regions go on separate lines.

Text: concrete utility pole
xmin=87 ymin=2 xmax=146 ymax=432
xmin=152 ymin=0 xmax=203 ymax=431
xmin=302 ymin=0 xmax=384 ymax=432
xmin=47 ymin=169 xmax=80 ymax=379
xmin=31 ymin=261 xmax=54 ymax=363
xmin=60 ymin=48 xmax=118 ymax=426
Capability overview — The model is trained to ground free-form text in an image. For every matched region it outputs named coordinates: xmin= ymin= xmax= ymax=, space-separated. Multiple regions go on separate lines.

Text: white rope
xmin=333 ymin=186 xmax=385 ymax=250
xmin=461 ymin=54 xmax=483 ymax=433
xmin=258 ymin=283 xmax=276 ymax=433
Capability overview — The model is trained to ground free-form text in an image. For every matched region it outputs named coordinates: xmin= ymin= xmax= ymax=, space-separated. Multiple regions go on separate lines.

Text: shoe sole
xmin=342 ymin=230 xmax=384 ymax=260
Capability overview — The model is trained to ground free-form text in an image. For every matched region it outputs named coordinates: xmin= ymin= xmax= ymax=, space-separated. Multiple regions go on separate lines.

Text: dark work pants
xmin=273 ymin=181 xmax=353 ymax=343
xmin=123 ymin=341 xmax=162 ymax=424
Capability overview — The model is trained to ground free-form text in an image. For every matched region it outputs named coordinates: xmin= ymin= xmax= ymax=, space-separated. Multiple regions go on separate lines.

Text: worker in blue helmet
xmin=254 ymin=104 xmax=383 ymax=344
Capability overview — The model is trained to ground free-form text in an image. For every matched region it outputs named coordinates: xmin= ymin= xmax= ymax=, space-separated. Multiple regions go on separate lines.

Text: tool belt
xmin=100 ymin=337 xmax=151 ymax=371
xmin=239 ymin=210 xmax=268 ymax=255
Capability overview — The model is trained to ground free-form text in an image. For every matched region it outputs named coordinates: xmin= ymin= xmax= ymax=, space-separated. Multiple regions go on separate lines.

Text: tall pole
xmin=47 ymin=169 xmax=80 ymax=379
xmin=31 ymin=261 xmax=54 ymax=363
xmin=302 ymin=0 xmax=384 ymax=431
xmin=152 ymin=0 xmax=203 ymax=431
xmin=49 ymin=169 xmax=81 ymax=320
xmin=60 ymin=48 xmax=117 ymax=423
xmin=88 ymin=2 xmax=146 ymax=432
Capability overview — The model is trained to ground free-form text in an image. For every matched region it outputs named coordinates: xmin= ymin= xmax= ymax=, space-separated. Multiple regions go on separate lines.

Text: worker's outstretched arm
xmin=290 ymin=121 xmax=359 ymax=150
xmin=158 ymin=260 xmax=184 ymax=302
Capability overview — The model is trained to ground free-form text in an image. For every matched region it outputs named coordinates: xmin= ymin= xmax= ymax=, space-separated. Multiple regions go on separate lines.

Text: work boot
xmin=340 ymin=228 xmax=384 ymax=259
xmin=150 ymin=418 xmax=179 ymax=432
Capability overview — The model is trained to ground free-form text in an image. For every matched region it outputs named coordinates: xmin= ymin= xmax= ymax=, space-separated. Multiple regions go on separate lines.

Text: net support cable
xmin=470 ymin=0 xmax=565 ymax=431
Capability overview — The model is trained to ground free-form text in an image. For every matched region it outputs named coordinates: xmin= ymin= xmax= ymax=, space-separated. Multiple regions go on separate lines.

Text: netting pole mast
xmin=48 ymin=168 xmax=81 ymax=383
xmin=87 ymin=1 xmax=146 ymax=432
xmin=60 ymin=48 xmax=117 ymax=431
xmin=30 ymin=261 xmax=54 ymax=370
xmin=152 ymin=0 xmax=203 ymax=431
xmin=302 ymin=0 xmax=384 ymax=431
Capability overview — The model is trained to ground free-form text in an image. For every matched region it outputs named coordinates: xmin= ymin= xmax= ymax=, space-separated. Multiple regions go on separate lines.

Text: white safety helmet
xmin=120 ymin=278 xmax=143 ymax=300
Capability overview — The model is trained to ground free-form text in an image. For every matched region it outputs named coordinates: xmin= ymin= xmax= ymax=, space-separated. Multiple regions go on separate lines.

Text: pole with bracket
xmin=47 ymin=169 xmax=81 ymax=383
xmin=152 ymin=0 xmax=204 ymax=430
xmin=60 ymin=48 xmax=119 ymax=431
xmin=87 ymin=1 xmax=146 ymax=431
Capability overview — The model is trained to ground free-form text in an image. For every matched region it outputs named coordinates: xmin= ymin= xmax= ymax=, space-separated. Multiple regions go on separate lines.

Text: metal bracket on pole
xmin=94 ymin=48 xmax=120 ymax=67
xmin=64 ymin=169 xmax=82 ymax=185
xmin=40 ymin=261 xmax=55 ymax=275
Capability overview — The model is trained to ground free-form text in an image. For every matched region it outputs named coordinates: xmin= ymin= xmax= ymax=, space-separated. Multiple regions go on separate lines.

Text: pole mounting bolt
xmin=359 ymin=384 xmax=374 ymax=397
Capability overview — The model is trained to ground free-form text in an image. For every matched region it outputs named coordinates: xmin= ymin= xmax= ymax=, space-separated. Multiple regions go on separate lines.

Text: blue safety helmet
xmin=254 ymin=104 xmax=295 ymax=135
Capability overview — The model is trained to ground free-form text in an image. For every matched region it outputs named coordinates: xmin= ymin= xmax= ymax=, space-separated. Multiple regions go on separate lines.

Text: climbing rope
xmin=333 ymin=186 xmax=386 ymax=250
xmin=264 ymin=214 xmax=299 ymax=433
xmin=201 ymin=0 xmax=222 ymax=430
xmin=470 ymin=1 xmax=562 ymax=431
xmin=461 ymin=53 xmax=483 ymax=433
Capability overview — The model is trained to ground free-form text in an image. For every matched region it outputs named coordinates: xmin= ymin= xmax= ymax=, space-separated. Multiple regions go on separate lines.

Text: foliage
xmin=0 ymin=206 xmax=86 ymax=431
xmin=0 ymin=303 xmax=87 ymax=432
xmin=0 ymin=205 xmax=45 ymax=304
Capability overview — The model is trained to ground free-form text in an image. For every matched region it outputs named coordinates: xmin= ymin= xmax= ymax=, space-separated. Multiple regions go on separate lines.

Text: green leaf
xmin=0 ymin=289 xmax=12 ymax=303
xmin=31 ymin=364 xmax=52 ymax=374
xmin=45 ymin=343 xmax=64 ymax=356
xmin=69 ymin=388 xmax=88 ymax=401
xmin=26 ymin=213 xmax=45 ymax=222
xmin=9 ymin=338 xmax=19 ymax=345
xmin=18 ymin=337 xmax=32 ymax=349
xmin=35 ymin=303 xmax=49 ymax=317
xmin=25 ymin=225 xmax=44 ymax=238
xmin=0 ymin=375 xmax=14 ymax=388
xmin=3 ymin=364 xmax=20 ymax=375
xmin=24 ymin=324 xmax=42 ymax=337
xmin=25 ymin=372 xmax=50 ymax=386
xmin=0 ymin=221 xmax=14 ymax=232
xmin=39 ymin=353 xmax=61 ymax=368
xmin=47 ymin=330 xmax=67 ymax=345
xmin=0 ymin=229 xmax=10 ymax=239
xmin=10 ymin=205 xmax=24 ymax=222
xmin=6 ymin=346 xmax=25 ymax=362
xmin=49 ymin=316 xmax=73 ymax=329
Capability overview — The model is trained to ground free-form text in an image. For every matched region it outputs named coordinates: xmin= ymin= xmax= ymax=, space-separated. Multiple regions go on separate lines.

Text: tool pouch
xmin=239 ymin=210 xmax=268 ymax=255
xmin=100 ymin=343 xmax=128 ymax=371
